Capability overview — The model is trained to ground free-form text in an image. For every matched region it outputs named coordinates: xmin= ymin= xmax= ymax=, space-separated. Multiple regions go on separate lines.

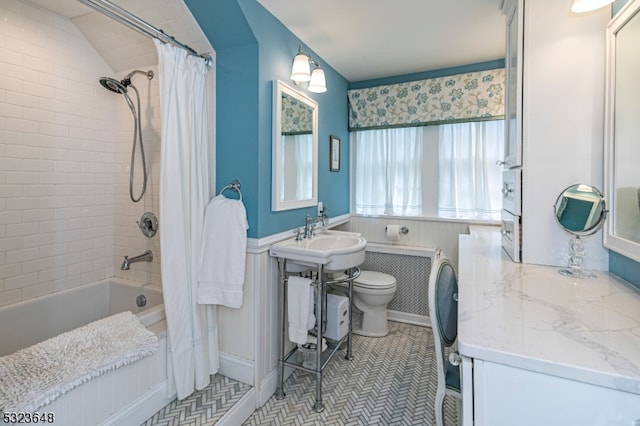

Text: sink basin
xmin=270 ymin=230 xmax=367 ymax=272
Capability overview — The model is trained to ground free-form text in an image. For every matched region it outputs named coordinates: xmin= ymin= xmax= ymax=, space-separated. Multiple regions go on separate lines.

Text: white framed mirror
xmin=604 ymin=0 xmax=640 ymax=262
xmin=272 ymin=80 xmax=318 ymax=211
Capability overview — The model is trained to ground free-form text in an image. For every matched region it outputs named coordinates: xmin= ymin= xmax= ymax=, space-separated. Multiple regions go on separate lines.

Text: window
xmin=438 ymin=121 xmax=505 ymax=221
xmin=351 ymin=120 xmax=504 ymax=221
xmin=352 ymin=127 xmax=423 ymax=216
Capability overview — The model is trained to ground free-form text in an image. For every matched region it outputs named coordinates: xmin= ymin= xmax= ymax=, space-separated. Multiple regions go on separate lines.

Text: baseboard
xmin=105 ymin=382 xmax=175 ymax=426
xmin=217 ymin=388 xmax=257 ymax=426
xmin=257 ymin=365 xmax=295 ymax=407
xmin=219 ymin=352 xmax=255 ymax=386
xmin=387 ymin=309 xmax=430 ymax=327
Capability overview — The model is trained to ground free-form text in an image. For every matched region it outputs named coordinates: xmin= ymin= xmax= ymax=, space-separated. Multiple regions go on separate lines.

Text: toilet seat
xmin=330 ymin=270 xmax=397 ymax=337
xmin=354 ymin=271 xmax=396 ymax=290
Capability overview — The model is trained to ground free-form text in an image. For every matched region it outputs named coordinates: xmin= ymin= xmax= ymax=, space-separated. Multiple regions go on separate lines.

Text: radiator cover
xmin=361 ymin=250 xmax=431 ymax=316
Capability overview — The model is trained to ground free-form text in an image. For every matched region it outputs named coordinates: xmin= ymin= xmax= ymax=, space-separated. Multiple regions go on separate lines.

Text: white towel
xmin=198 ymin=194 xmax=249 ymax=308
xmin=287 ymin=276 xmax=316 ymax=345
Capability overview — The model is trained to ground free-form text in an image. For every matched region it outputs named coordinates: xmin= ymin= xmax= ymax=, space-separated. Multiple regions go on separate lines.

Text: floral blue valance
xmin=282 ymin=93 xmax=313 ymax=135
xmin=348 ymin=68 xmax=505 ymax=131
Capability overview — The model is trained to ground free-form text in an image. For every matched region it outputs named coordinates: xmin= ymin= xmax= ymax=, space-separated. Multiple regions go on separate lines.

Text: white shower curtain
xmin=154 ymin=40 xmax=218 ymax=399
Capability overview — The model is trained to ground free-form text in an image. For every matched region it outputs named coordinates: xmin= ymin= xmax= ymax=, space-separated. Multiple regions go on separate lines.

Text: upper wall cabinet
xmin=272 ymin=80 xmax=318 ymax=211
xmin=505 ymin=0 xmax=608 ymax=268
xmin=501 ymin=0 xmax=524 ymax=264
xmin=502 ymin=0 xmax=523 ymax=170
xmin=604 ymin=0 xmax=640 ymax=262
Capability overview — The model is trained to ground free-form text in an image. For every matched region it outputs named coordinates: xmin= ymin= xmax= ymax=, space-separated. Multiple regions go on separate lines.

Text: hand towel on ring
xmin=198 ymin=194 xmax=249 ymax=308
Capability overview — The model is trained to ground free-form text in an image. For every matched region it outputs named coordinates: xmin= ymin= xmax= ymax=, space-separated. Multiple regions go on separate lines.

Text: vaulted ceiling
xmin=25 ymin=0 xmax=505 ymax=81
xmin=257 ymin=0 xmax=506 ymax=82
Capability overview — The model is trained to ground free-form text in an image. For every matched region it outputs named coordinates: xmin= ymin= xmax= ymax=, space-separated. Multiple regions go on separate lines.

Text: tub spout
xmin=121 ymin=250 xmax=153 ymax=270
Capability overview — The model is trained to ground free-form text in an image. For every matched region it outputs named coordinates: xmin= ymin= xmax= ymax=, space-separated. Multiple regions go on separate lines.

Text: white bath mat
xmin=0 ymin=311 xmax=159 ymax=412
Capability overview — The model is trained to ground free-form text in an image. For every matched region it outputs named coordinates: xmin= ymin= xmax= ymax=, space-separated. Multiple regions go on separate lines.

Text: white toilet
xmin=335 ymin=270 xmax=397 ymax=337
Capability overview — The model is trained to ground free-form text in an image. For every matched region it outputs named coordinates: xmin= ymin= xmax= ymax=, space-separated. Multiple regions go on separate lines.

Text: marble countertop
xmin=457 ymin=227 xmax=640 ymax=395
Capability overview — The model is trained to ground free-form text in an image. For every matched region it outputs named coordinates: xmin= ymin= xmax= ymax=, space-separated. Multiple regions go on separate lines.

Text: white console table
xmin=457 ymin=227 xmax=640 ymax=426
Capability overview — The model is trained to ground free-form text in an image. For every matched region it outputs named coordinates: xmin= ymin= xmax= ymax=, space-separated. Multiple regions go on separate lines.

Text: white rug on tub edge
xmin=0 ymin=310 xmax=159 ymax=412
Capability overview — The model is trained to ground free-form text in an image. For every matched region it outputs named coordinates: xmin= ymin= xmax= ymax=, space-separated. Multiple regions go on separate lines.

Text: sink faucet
xmin=304 ymin=215 xmax=315 ymax=239
xmin=303 ymin=209 xmax=330 ymax=239
xmin=121 ymin=250 xmax=153 ymax=270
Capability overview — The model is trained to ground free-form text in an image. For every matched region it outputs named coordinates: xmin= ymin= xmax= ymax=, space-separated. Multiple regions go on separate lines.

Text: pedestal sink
xmin=273 ymin=229 xmax=365 ymax=412
xmin=269 ymin=230 xmax=367 ymax=272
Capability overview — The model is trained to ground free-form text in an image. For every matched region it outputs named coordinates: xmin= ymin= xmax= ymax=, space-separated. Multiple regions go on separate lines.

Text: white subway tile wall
xmin=0 ymin=0 xmax=162 ymax=306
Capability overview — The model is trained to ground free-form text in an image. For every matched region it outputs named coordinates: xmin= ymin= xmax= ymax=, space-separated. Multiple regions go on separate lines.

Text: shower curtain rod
xmin=76 ymin=0 xmax=213 ymax=67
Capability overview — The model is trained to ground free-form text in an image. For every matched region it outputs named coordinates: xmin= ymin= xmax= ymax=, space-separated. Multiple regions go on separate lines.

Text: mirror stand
xmin=559 ymin=235 xmax=596 ymax=278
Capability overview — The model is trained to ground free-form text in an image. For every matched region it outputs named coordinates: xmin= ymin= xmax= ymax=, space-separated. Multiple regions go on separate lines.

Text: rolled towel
xmin=287 ymin=276 xmax=314 ymax=344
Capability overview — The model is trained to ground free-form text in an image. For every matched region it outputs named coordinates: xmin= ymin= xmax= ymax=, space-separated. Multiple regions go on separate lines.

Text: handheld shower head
xmin=98 ymin=70 xmax=153 ymax=203
xmin=99 ymin=77 xmax=127 ymax=94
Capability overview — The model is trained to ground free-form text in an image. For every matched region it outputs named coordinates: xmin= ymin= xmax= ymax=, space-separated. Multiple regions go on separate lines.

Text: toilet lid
xmin=354 ymin=271 xmax=396 ymax=290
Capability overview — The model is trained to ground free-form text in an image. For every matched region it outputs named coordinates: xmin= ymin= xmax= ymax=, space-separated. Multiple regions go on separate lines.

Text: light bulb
xmin=571 ymin=0 xmax=614 ymax=13
xmin=308 ymin=67 xmax=327 ymax=93
xmin=290 ymin=53 xmax=311 ymax=82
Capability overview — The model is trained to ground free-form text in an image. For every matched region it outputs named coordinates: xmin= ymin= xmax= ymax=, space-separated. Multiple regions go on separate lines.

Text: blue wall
xmin=613 ymin=0 xmax=629 ymax=15
xmin=184 ymin=0 xmax=350 ymax=238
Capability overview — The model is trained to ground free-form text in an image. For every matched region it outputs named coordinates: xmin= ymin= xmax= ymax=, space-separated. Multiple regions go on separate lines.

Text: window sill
xmin=349 ymin=213 xmax=501 ymax=227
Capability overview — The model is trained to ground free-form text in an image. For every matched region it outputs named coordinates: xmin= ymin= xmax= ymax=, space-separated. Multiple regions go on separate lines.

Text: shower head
xmin=99 ymin=77 xmax=127 ymax=94
xmin=99 ymin=70 xmax=153 ymax=94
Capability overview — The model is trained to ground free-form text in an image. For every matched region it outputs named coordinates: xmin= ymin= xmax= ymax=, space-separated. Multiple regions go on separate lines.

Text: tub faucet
xmin=121 ymin=250 xmax=153 ymax=270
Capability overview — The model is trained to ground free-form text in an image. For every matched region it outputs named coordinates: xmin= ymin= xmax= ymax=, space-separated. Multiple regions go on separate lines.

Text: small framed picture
xmin=330 ymin=135 xmax=341 ymax=172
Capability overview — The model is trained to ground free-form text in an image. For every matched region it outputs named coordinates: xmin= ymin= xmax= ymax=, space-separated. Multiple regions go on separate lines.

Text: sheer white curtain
xmin=155 ymin=40 xmax=218 ymax=399
xmin=438 ymin=120 xmax=504 ymax=221
xmin=280 ymin=134 xmax=312 ymax=200
xmin=295 ymin=134 xmax=312 ymax=200
xmin=352 ymin=127 xmax=423 ymax=216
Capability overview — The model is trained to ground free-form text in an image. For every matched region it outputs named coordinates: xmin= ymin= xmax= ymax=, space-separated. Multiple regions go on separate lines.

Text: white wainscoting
xmin=213 ymin=228 xmax=287 ymax=406
xmin=215 ymin=214 xmax=472 ymax=408
xmin=339 ymin=216 xmax=472 ymax=271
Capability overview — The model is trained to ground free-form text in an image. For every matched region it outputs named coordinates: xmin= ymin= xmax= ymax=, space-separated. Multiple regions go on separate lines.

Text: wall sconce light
xmin=571 ymin=0 xmax=614 ymax=13
xmin=290 ymin=46 xmax=327 ymax=93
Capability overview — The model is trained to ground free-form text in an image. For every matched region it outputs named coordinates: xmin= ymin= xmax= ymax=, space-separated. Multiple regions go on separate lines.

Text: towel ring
xmin=219 ymin=179 xmax=242 ymax=201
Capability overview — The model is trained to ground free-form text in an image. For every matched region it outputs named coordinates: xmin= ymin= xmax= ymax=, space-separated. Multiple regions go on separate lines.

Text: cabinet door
xmin=461 ymin=356 xmax=474 ymax=426
xmin=473 ymin=360 xmax=640 ymax=426
xmin=503 ymin=0 xmax=523 ymax=169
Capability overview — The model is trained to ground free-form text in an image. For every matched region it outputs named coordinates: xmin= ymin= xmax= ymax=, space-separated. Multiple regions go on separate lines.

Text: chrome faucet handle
xmin=304 ymin=214 xmax=314 ymax=238
xmin=294 ymin=227 xmax=304 ymax=241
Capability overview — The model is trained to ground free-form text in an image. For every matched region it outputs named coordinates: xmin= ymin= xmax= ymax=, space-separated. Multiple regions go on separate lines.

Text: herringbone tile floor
xmin=144 ymin=322 xmax=457 ymax=425
xmin=142 ymin=374 xmax=252 ymax=426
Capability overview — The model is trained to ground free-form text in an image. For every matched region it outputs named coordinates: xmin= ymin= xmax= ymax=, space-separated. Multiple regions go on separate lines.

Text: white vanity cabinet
xmin=458 ymin=227 xmax=640 ymax=426
xmin=463 ymin=359 xmax=640 ymax=426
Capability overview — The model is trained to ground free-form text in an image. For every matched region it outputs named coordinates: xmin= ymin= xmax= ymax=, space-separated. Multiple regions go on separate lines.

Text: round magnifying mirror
xmin=553 ymin=184 xmax=607 ymax=278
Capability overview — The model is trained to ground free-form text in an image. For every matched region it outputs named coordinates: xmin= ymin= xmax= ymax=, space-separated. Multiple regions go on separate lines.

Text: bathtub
xmin=0 ymin=278 xmax=175 ymax=426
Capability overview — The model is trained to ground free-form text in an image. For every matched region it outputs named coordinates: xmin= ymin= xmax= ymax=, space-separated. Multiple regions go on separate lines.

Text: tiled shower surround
xmin=0 ymin=0 xmax=162 ymax=307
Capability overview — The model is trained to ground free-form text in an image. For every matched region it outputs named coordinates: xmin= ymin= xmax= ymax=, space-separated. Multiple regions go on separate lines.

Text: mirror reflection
xmin=272 ymin=81 xmax=318 ymax=211
xmin=280 ymin=93 xmax=313 ymax=201
xmin=554 ymin=184 xmax=606 ymax=235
